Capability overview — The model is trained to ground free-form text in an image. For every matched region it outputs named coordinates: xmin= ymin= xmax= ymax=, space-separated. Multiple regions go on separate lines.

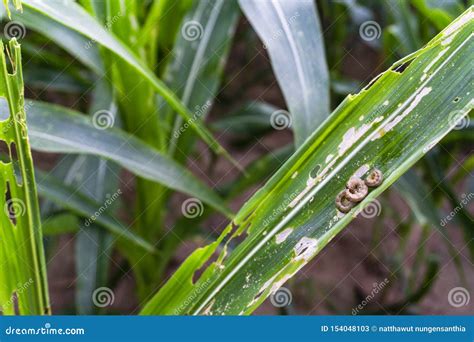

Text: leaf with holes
xmin=0 ymin=39 xmax=50 ymax=315
xmin=141 ymin=8 xmax=473 ymax=315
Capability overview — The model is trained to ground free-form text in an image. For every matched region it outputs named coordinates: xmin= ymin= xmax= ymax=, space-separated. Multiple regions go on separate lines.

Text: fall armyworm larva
xmin=345 ymin=177 xmax=368 ymax=202
xmin=335 ymin=190 xmax=355 ymax=213
xmin=365 ymin=169 xmax=384 ymax=187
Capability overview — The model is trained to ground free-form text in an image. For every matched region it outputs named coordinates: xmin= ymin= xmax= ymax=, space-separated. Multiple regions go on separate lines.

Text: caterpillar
xmin=335 ymin=169 xmax=384 ymax=213
xmin=335 ymin=190 xmax=355 ymax=213
xmin=364 ymin=168 xmax=383 ymax=187
xmin=345 ymin=177 xmax=368 ymax=202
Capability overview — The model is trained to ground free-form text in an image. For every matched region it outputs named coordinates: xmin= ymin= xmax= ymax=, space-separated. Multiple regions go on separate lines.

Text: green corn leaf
xmin=413 ymin=0 xmax=465 ymax=30
xmin=41 ymin=213 xmax=78 ymax=236
xmin=211 ymin=101 xmax=280 ymax=137
xmin=36 ymin=169 xmax=154 ymax=253
xmin=239 ymin=0 xmax=330 ymax=147
xmin=141 ymin=8 xmax=473 ymax=315
xmin=4 ymin=5 xmax=103 ymax=73
xmin=0 ymin=100 xmax=232 ymax=217
xmin=0 ymin=39 xmax=50 ymax=315
xmin=8 ymin=0 xmax=239 ymax=167
xmin=165 ymin=0 xmax=240 ymax=157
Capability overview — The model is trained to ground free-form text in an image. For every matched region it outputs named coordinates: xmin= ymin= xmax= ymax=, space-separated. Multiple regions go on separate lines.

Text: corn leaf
xmin=36 ymin=169 xmax=154 ymax=253
xmin=239 ymin=0 xmax=330 ymax=147
xmin=0 ymin=100 xmax=232 ymax=217
xmin=165 ymin=0 xmax=240 ymax=156
xmin=5 ymin=5 xmax=103 ymax=73
xmin=141 ymin=8 xmax=473 ymax=315
xmin=0 ymin=39 xmax=50 ymax=315
xmin=10 ymin=0 xmax=238 ymax=166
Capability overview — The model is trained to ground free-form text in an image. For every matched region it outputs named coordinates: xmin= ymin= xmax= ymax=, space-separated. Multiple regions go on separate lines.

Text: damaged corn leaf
xmin=141 ymin=8 xmax=473 ymax=315
xmin=0 ymin=39 xmax=50 ymax=315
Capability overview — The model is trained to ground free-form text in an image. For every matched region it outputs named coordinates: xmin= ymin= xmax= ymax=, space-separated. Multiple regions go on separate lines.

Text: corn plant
xmin=0 ymin=0 xmax=472 ymax=315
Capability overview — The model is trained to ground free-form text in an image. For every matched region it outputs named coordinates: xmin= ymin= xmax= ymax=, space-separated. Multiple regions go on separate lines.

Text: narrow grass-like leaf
xmin=0 ymin=100 xmax=232 ymax=217
xmin=413 ymin=0 xmax=464 ymax=30
xmin=36 ymin=170 xmax=154 ymax=252
xmin=165 ymin=0 xmax=240 ymax=156
xmin=239 ymin=0 xmax=330 ymax=147
xmin=12 ymin=0 xmax=238 ymax=166
xmin=211 ymin=101 xmax=279 ymax=137
xmin=6 ymin=6 xmax=103 ymax=73
xmin=141 ymin=9 xmax=473 ymax=315
xmin=0 ymin=39 xmax=50 ymax=315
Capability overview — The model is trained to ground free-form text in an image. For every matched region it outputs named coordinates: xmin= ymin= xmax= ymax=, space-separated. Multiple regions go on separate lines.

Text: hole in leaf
xmin=453 ymin=97 xmax=460 ymax=103
xmin=393 ymin=60 xmax=412 ymax=73
xmin=296 ymin=246 xmax=309 ymax=257
xmin=9 ymin=142 xmax=21 ymax=185
xmin=3 ymin=45 xmax=16 ymax=75
xmin=0 ymin=140 xmax=10 ymax=163
xmin=192 ymin=248 xmax=221 ymax=284
xmin=310 ymin=164 xmax=321 ymax=178
xmin=5 ymin=181 xmax=17 ymax=225
xmin=0 ymin=97 xmax=10 ymax=122
xmin=363 ymin=74 xmax=382 ymax=91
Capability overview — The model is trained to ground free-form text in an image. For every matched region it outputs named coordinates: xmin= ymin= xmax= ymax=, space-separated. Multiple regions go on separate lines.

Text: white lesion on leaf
xmin=293 ymin=236 xmax=318 ymax=261
xmin=421 ymin=47 xmax=450 ymax=81
xmin=275 ymin=227 xmax=293 ymax=244
xmin=441 ymin=9 xmax=473 ymax=45
xmin=382 ymin=87 xmax=432 ymax=134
